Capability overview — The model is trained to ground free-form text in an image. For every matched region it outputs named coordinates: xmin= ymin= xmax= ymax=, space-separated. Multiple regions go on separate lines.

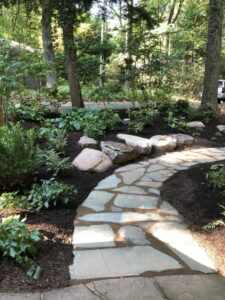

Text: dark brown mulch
xmin=1 ymin=113 xmax=225 ymax=292
xmin=161 ymin=161 xmax=225 ymax=275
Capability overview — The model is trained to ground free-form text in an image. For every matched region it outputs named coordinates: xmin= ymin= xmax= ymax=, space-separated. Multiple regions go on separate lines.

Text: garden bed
xmin=161 ymin=161 xmax=225 ymax=276
xmin=1 ymin=108 xmax=225 ymax=292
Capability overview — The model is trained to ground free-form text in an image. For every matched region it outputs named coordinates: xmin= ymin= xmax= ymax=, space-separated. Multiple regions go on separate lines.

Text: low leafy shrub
xmin=27 ymin=179 xmax=73 ymax=210
xmin=165 ymin=111 xmax=187 ymax=132
xmin=0 ymin=215 xmax=41 ymax=279
xmin=39 ymin=127 xmax=67 ymax=152
xmin=128 ymin=107 xmax=158 ymax=134
xmin=0 ymin=124 xmax=40 ymax=188
xmin=0 ymin=192 xmax=28 ymax=209
xmin=7 ymin=101 xmax=49 ymax=122
xmin=202 ymin=104 xmax=216 ymax=124
xmin=42 ymin=150 xmax=70 ymax=176
xmin=206 ymin=164 xmax=225 ymax=190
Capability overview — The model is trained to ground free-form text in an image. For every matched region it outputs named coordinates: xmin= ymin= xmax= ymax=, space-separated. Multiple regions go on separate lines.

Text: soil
xmin=1 ymin=112 xmax=225 ymax=292
xmin=161 ymin=161 xmax=225 ymax=276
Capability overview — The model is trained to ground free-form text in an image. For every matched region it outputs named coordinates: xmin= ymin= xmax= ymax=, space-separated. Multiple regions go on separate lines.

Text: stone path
xmin=70 ymin=147 xmax=225 ymax=282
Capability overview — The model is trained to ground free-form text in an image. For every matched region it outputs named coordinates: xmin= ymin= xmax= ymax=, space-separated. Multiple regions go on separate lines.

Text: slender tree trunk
xmin=201 ymin=0 xmax=224 ymax=109
xmin=0 ymin=98 xmax=5 ymax=126
xmin=124 ymin=0 xmax=133 ymax=88
xmin=41 ymin=0 xmax=57 ymax=89
xmin=99 ymin=0 xmax=107 ymax=90
xmin=62 ymin=23 xmax=83 ymax=107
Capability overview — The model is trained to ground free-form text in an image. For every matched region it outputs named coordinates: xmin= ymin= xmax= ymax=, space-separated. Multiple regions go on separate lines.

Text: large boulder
xmin=169 ymin=134 xmax=194 ymax=147
xmin=217 ymin=125 xmax=225 ymax=133
xmin=101 ymin=141 xmax=139 ymax=164
xmin=187 ymin=121 xmax=205 ymax=129
xmin=72 ymin=149 xmax=112 ymax=172
xmin=149 ymin=135 xmax=177 ymax=153
xmin=78 ymin=136 xmax=98 ymax=149
xmin=117 ymin=134 xmax=152 ymax=155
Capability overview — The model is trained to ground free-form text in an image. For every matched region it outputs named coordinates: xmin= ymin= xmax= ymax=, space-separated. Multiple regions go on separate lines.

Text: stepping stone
xmin=145 ymin=170 xmax=174 ymax=182
xmin=150 ymin=222 xmax=215 ymax=273
xmin=170 ymin=134 xmax=194 ymax=147
xmin=73 ymin=225 xmax=115 ymax=249
xmin=115 ymin=163 xmax=143 ymax=173
xmin=111 ymin=206 xmax=123 ymax=212
xmin=95 ymin=175 xmax=121 ymax=190
xmin=120 ymin=168 xmax=146 ymax=184
xmin=78 ymin=136 xmax=98 ymax=149
xmin=112 ymin=186 xmax=147 ymax=195
xmin=118 ymin=225 xmax=150 ymax=245
xmin=159 ymin=202 xmax=179 ymax=215
xmin=187 ymin=121 xmax=205 ymax=128
xmin=154 ymin=275 xmax=225 ymax=300
xmin=85 ymin=277 xmax=165 ymax=300
xmin=148 ymin=188 xmax=160 ymax=195
xmin=73 ymin=149 xmax=112 ymax=172
xmin=136 ymin=181 xmax=162 ymax=188
xmin=114 ymin=194 xmax=158 ymax=209
xmin=82 ymin=191 xmax=114 ymax=212
xmin=79 ymin=212 xmax=159 ymax=224
xmin=147 ymin=164 xmax=166 ymax=172
xmin=149 ymin=135 xmax=177 ymax=153
xmin=70 ymin=246 xmax=182 ymax=280
xmin=117 ymin=134 xmax=152 ymax=154
xmin=101 ymin=141 xmax=139 ymax=164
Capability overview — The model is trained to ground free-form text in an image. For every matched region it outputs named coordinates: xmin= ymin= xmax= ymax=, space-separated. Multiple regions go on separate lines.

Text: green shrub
xmin=128 ymin=107 xmax=158 ymax=134
xmin=0 ymin=192 xmax=28 ymax=209
xmin=27 ymin=179 xmax=73 ymax=211
xmin=0 ymin=215 xmax=41 ymax=279
xmin=42 ymin=150 xmax=70 ymax=176
xmin=165 ymin=111 xmax=187 ymax=132
xmin=0 ymin=124 xmax=40 ymax=188
xmin=39 ymin=127 xmax=67 ymax=152
xmin=206 ymin=164 xmax=225 ymax=190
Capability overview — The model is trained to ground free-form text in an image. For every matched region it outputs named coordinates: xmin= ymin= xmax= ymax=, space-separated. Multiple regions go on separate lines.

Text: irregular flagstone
xmin=70 ymin=246 xmax=182 ymax=280
xmin=117 ymin=225 xmax=150 ymax=245
xmin=120 ymin=168 xmax=146 ymax=185
xmin=73 ymin=225 xmax=115 ymax=248
xmin=82 ymin=191 xmax=114 ymax=212
xmin=145 ymin=169 xmax=175 ymax=182
xmin=147 ymin=164 xmax=166 ymax=172
xmin=117 ymin=134 xmax=152 ymax=154
xmin=115 ymin=163 xmax=143 ymax=173
xmin=111 ymin=206 xmax=123 ymax=212
xmin=79 ymin=212 xmax=159 ymax=223
xmin=150 ymin=222 xmax=215 ymax=273
xmin=148 ymin=188 xmax=160 ymax=195
xmin=159 ymin=201 xmax=179 ymax=215
xmin=136 ymin=181 xmax=162 ymax=188
xmin=85 ymin=277 xmax=165 ymax=300
xmin=114 ymin=194 xmax=159 ymax=210
xmin=112 ymin=186 xmax=147 ymax=195
xmin=95 ymin=174 xmax=121 ymax=190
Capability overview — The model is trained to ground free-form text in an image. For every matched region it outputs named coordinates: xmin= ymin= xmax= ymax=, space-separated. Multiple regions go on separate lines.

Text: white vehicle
xmin=218 ymin=80 xmax=225 ymax=103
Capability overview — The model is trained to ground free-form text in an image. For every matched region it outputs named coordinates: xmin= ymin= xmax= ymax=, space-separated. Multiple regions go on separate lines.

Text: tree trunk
xmin=62 ymin=23 xmax=84 ymax=107
xmin=41 ymin=0 xmax=57 ymax=89
xmin=0 ymin=98 xmax=5 ymax=126
xmin=124 ymin=0 xmax=133 ymax=88
xmin=201 ymin=0 xmax=224 ymax=109
xmin=99 ymin=0 xmax=107 ymax=90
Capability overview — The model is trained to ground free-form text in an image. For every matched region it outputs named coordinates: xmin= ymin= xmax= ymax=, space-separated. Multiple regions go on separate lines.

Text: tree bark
xmin=62 ymin=23 xmax=83 ymax=107
xmin=124 ymin=0 xmax=133 ymax=88
xmin=201 ymin=0 xmax=224 ymax=109
xmin=41 ymin=0 xmax=57 ymax=89
xmin=0 ymin=98 xmax=5 ymax=126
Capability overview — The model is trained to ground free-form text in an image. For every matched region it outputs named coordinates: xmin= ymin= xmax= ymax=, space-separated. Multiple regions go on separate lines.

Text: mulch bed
xmin=1 ymin=112 xmax=225 ymax=292
xmin=161 ymin=161 xmax=225 ymax=276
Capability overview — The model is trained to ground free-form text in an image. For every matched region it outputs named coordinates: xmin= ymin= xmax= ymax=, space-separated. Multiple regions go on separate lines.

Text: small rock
xmin=187 ymin=121 xmax=205 ymax=129
xmin=149 ymin=135 xmax=177 ymax=153
xmin=101 ymin=141 xmax=139 ymax=164
xmin=117 ymin=134 xmax=152 ymax=155
xmin=169 ymin=134 xmax=194 ymax=147
xmin=122 ymin=118 xmax=130 ymax=125
xmin=217 ymin=125 xmax=225 ymax=133
xmin=78 ymin=136 xmax=98 ymax=149
xmin=72 ymin=149 xmax=112 ymax=172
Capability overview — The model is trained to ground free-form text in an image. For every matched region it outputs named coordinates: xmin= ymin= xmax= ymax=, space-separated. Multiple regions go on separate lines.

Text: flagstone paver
xmin=70 ymin=147 xmax=225 ymax=289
